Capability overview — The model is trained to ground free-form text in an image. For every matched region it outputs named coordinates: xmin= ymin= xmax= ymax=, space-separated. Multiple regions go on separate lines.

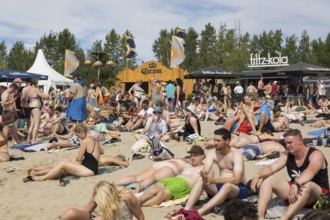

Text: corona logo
xmin=148 ymin=63 xmax=157 ymax=68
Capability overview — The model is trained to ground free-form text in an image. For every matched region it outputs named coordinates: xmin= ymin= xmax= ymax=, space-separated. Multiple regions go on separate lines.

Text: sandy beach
xmin=0 ymin=120 xmax=329 ymax=220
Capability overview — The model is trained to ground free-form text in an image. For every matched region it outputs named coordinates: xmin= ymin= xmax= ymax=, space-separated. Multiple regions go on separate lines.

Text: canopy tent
xmin=241 ymin=62 xmax=330 ymax=79
xmin=275 ymin=62 xmax=330 ymax=76
xmin=27 ymin=49 xmax=73 ymax=93
xmin=184 ymin=66 xmax=241 ymax=79
xmin=0 ymin=69 xmax=48 ymax=81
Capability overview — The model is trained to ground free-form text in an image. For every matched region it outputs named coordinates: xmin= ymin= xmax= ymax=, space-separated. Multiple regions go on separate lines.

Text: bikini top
xmin=29 ymin=96 xmax=39 ymax=100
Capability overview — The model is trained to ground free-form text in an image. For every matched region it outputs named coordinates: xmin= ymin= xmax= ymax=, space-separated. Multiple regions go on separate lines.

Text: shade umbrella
xmin=184 ymin=66 xmax=241 ymax=79
xmin=0 ymin=69 xmax=48 ymax=82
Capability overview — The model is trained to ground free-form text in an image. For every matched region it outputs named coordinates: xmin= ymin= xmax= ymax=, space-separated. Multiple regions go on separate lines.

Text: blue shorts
xmin=214 ymin=183 xmax=248 ymax=199
xmin=240 ymin=144 xmax=263 ymax=160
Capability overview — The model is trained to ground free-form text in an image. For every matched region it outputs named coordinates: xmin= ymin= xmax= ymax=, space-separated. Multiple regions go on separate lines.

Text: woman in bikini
xmin=128 ymin=80 xmax=145 ymax=109
xmin=87 ymin=85 xmax=98 ymax=107
xmin=22 ymin=78 xmax=47 ymax=144
xmin=61 ymin=181 xmax=145 ymax=220
xmin=0 ymin=126 xmax=9 ymax=162
xmin=25 ymin=124 xmax=102 ymax=182
xmin=204 ymin=97 xmax=218 ymax=121
xmin=115 ymin=158 xmax=187 ymax=193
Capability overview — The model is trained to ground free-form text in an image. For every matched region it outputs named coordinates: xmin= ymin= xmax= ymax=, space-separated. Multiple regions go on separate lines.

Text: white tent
xmin=27 ymin=49 xmax=73 ymax=94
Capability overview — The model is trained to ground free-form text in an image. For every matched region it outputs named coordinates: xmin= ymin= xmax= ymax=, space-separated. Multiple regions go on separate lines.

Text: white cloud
xmin=0 ymin=0 xmax=329 ymax=62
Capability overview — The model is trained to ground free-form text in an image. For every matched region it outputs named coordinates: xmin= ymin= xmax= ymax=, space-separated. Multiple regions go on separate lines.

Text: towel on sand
xmin=63 ymin=166 xmax=123 ymax=180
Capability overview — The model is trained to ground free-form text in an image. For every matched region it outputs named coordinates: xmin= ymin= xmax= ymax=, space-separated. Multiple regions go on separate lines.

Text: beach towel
xmin=62 ymin=166 xmax=124 ymax=181
xmin=265 ymin=197 xmax=311 ymax=219
xmin=255 ymin=158 xmax=278 ymax=166
xmin=10 ymin=142 xmax=43 ymax=150
xmin=307 ymin=128 xmax=327 ymax=137
xmin=156 ymin=195 xmax=189 ymax=207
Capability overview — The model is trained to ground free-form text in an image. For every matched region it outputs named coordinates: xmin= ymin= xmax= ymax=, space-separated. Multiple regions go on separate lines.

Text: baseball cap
xmin=187 ymin=145 xmax=205 ymax=155
xmin=13 ymin=78 xmax=23 ymax=83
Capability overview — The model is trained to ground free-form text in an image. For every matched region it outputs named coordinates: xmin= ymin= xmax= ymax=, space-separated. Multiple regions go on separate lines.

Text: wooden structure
xmin=116 ymin=60 xmax=193 ymax=96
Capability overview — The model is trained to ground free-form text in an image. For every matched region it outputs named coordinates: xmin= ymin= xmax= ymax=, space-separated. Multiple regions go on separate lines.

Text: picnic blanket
xmin=63 ymin=166 xmax=124 ymax=181
xmin=10 ymin=142 xmax=43 ymax=150
xmin=307 ymin=128 xmax=327 ymax=137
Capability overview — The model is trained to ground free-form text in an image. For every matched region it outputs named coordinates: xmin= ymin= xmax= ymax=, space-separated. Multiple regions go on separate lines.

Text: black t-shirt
xmin=286 ymin=147 xmax=329 ymax=190
xmin=16 ymin=86 xmax=24 ymax=110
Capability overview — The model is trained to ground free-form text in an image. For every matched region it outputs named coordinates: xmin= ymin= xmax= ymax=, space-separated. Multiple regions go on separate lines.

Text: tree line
xmin=1 ymin=23 xmax=330 ymax=86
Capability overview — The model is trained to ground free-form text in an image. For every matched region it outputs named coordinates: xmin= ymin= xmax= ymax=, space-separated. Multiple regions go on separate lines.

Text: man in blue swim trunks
xmin=138 ymin=145 xmax=205 ymax=207
xmin=239 ymin=141 xmax=285 ymax=160
xmin=185 ymin=128 xmax=248 ymax=216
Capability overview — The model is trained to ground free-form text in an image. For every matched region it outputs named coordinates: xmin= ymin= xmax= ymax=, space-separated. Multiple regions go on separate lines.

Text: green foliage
xmin=2 ymin=24 xmax=330 ymax=81
xmin=298 ymin=30 xmax=312 ymax=63
xmin=0 ymin=41 xmax=7 ymax=69
xmin=7 ymin=41 xmax=34 ymax=70
xmin=152 ymin=29 xmax=171 ymax=67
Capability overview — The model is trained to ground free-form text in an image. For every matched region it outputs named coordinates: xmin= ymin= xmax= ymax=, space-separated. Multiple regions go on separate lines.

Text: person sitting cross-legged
xmin=184 ymin=128 xmax=248 ymax=216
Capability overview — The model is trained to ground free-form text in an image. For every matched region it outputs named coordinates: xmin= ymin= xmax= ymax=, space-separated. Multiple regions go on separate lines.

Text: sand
xmin=0 ymin=121 xmax=329 ymax=220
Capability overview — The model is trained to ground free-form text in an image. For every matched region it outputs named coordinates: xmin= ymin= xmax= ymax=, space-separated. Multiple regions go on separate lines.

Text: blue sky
xmin=1 ymin=0 xmax=329 ymax=63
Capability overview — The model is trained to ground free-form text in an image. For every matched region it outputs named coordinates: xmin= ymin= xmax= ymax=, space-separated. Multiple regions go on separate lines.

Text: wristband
xmin=293 ymin=181 xmax=301 ymax=190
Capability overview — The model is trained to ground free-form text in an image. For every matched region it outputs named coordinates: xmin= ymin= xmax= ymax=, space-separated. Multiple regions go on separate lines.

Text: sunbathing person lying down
xmin=239 ymin=141 xmax=286 ymax=160
xmin=138 ymin=145 xmax=205 ymax=207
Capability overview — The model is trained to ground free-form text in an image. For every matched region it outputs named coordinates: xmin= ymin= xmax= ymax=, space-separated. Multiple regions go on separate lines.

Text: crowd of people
xmin=1 ymin=75 xmax=330 ymax=220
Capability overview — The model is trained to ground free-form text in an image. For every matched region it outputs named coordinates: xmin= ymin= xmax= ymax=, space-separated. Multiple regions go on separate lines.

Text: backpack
xmin=149 ymin=137 xmax=174 ymax=161
xmin=314 ymin=192 xmax=330 ymax=211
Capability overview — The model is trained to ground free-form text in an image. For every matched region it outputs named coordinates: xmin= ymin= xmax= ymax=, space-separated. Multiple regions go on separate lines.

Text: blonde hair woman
xmin=61 ymin=181 xmax=145 ymax=220
xmin=25 ymin=124 xmax=102 ymax=182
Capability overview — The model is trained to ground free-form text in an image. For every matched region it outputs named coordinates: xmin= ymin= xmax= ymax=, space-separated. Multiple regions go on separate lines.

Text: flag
xmin=170 ymin=28 xmax=185 ymax=68
xmin=64 ymin=49 xmax=79 ymax=77
xmin=125 ymin=35 xmax=136 ymax=59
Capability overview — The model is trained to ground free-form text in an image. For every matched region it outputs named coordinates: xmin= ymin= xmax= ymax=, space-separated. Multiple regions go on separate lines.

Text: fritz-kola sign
xmin=249 ymin=53 xmax=289 ymax=68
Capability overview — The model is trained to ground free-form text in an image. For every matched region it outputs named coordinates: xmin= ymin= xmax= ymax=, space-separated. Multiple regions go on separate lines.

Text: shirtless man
xmin=271 ymin=106 xmax=289 ymax=131
xmin=220 ymin=83 xmax=230 ymax=109
xmin=239 ymin=141 xmax=286 ymax=160
xmin=1 ymin=83 xmax=20 ymax=144
xmin=64 ymin=85 xmax=71 ymax=105
xmin=247 ymin=82 xmax=258 ymax=100
xmin=115 ymin=158 xmax=188 ymax=193
xmin=139 ymin=145 xmax=205 ymax=206
xmin=202 ymin=131 xmax=281 ymax=149
xmin=258 ymin=76 xmax=265 ymax=97
xmin=184 ymin=128 xmax=248 ymax=216
xmin=264 ymin=82 xmax=272 ymax=98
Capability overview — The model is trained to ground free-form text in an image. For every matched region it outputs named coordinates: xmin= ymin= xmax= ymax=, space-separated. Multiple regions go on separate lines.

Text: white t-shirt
xmin=234 ymin=85 xmax=244 ymax=94
xmin=145 ymin=117 xmax=168 ymax=138
xmin=138 ymin=107 xmax=154 ymax=116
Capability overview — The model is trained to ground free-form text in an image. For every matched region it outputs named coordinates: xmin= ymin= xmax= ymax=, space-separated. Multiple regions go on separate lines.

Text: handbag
xmin=149 ymin=137 xmax=174 ymax=161
xmin=2 ymin=110 xmax=18 ymax=125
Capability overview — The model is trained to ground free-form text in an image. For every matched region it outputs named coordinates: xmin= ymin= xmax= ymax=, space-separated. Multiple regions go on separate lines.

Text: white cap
xmin=273 ymin=81 xmax=277 ymax=84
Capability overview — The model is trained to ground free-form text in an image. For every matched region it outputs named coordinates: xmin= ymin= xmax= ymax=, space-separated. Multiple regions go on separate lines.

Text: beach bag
xmin=314 ymin=192 xmax=330 ymax=211
xmin=131 ymin=139 xmax=151 ymax=153
xmin=149 ymin=137 xmax=174 ymax=161
xmin=2 ymin=110 xmax=17 ymax=125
